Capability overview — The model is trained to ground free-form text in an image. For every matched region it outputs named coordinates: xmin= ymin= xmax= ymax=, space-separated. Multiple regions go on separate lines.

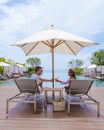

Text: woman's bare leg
xmin=64 ymin=86 xmax=70 ymax=94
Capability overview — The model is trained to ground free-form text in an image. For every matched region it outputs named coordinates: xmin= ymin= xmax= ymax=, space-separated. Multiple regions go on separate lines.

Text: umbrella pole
xmin=51 ymin=39 xmax=54 ymax=99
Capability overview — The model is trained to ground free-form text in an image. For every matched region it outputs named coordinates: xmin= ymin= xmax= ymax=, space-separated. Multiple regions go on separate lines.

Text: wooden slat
xmin=46 ymin=40 xmax=51 ymax=46
xmin=42 ymin=41 xmax=51 ymax=47
xmin=64 ymin=41 xmax=76 ymax=55
xmin=54 ymin=40 xmax=64 ymax=48
xmin=26 ymin=42 xmax=39 ymax=56
xmin=21 ymin=43 xmax=27 ymax=47
xmin=0 ymin=86 xmax=104 ymax=130
xmin=74 ymin=41 xmax=84 ymax=47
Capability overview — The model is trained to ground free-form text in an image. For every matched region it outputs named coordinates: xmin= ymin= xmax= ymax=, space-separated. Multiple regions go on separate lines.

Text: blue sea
xmin=0 ymin=70 xmax=104 ymax=87
xmin=42 ymin=70 xmax=104 ymax=87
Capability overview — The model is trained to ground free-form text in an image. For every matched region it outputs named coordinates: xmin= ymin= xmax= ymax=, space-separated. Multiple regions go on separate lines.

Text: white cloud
xmin=38 ymin=0 xmax=104 ymax=35
xmin=0 ymin=4 xmax=41 ymax=34
xmin=0 ymin=0 xmax=11 ymax=4
xmin=0 ymin=0 xmax=104 ymax=43
xmin=0 ymin=0 xmax=104 ymax=67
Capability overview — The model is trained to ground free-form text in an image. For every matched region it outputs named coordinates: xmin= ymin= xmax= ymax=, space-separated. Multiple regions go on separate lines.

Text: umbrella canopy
xmin=88 ymin=64 xmax=97 ymax=68
xmin=12 ymin=26 xmax=97 ymax=56
xmin=0 ymin=62 xmax=10 ymax=66
xmin=17 ymin=64 xmax=24 ymax=67
xmin=11 ymin=26 xmax=98 ymax=89
xmin=80 ymin=65 xmax=87 ymax=68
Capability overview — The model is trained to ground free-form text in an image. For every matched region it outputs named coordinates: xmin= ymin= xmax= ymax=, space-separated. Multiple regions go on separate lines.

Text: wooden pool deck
xmin=0 ymin=86 xmax=104 ymax=130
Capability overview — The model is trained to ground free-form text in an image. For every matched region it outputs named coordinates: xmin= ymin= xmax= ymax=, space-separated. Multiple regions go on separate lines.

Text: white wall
xmin=3 ymin=66 xmax=10 ymax=76
xmin=4 ymin=66 xmax=28 ymax=76
xmin=87 ymin=68 xmax=96 ymax=75
xmin=97 ymin=66 xmax=101 ymax=72
xmin=18 ymin=66 xmax=28 ymax=74
xmin=101 ymin=66 xmax=104 ymax=74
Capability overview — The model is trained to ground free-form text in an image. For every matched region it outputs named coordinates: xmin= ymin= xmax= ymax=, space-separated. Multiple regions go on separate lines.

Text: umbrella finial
xmin=51 ymin=25 xmax=55 ymax=29
xmin=51 ymin=25 xmax=54 ymax=27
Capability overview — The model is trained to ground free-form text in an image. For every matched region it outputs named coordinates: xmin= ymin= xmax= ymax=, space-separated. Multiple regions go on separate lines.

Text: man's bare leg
xmin=39 ymin=81 xmax=44 ymax=91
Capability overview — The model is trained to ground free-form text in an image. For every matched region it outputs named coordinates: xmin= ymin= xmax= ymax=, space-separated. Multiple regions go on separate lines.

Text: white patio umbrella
xmin=80 ymin=65 xmax=87 ymax=68
xmin=0 ymin=62 xmax=10 ymax=66
xmin=88 ymin=64 xmax=97 ymax=68
xmin=17 ymin=64 xmax=24 ymax=67
xmin=11 ymin=25 xmax=98 ymax=89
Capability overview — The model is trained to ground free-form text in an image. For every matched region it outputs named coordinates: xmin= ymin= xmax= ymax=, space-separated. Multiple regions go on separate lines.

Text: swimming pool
xmin=0 ymin=72 xmax=104 ymax=87
xmin=76 ymin=75 xmax=104 ymax=87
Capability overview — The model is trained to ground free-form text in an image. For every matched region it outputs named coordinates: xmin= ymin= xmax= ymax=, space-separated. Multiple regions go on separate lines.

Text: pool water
xmin=76 ymin=75 xmax=104 ymax=87
xmin=0 ymin=72 xmax=104 ymax=87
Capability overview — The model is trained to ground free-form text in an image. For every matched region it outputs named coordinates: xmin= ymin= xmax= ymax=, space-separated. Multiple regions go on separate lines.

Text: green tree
xmin=0 ymin=66 xmax=4 ymax=74
xmin=68 ymin=59 xmax=83 ymax=68
xmin=26 ymin=57 xmax=41 ymax=68
xmin=7 ymin=59 xmax=16 ymax=65
xmin=91 ymin=49 xmax=104 ymax=65
xmin=0 ymin=57 xmax=6 ymax=62
xmin=22 ymin=63 xmax=26 ymax=66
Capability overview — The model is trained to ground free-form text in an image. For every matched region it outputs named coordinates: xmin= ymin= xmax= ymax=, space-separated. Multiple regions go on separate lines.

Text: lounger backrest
xmin=69 ymin=80 xmax=94 ymax=95
xmin=14 ymin=79 xmax=39 ymax=94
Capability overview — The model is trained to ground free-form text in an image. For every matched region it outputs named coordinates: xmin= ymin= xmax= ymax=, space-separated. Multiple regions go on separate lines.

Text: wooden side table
xmin=44 ymin=88 xmax=63 ymax=108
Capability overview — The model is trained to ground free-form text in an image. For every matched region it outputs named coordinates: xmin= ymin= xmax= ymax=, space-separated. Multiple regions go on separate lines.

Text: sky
xmin=0 ymin=0 xmax=104 ymax=70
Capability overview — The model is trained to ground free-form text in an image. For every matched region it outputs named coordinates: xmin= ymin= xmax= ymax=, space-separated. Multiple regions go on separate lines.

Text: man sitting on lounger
xmin=31 ymin=66 xmax=52 ymax=90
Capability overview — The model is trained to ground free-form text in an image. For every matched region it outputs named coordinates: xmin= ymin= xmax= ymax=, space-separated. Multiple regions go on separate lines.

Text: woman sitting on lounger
xmin=55 ymin=68 xmax=76 ymax=94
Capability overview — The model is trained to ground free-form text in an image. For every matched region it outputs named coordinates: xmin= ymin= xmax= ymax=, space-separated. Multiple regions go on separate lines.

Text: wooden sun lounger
xmin=6 ymin=79 xmax=42 ymax=117
xmin=63 ymin=80 xmax=100 ymax=117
